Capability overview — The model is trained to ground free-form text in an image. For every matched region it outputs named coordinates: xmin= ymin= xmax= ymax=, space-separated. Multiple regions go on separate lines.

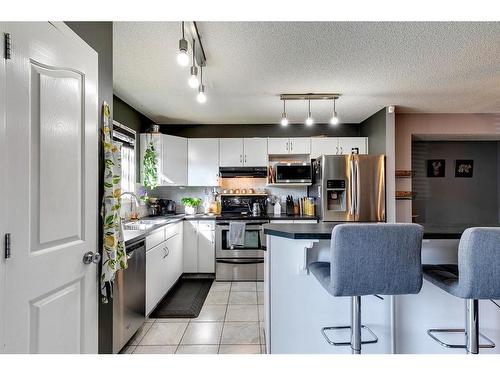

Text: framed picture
xmin=426 ymin=159 xmax=445 ymax=177
xmin=455 ymin=160 xmax=473 ymax=178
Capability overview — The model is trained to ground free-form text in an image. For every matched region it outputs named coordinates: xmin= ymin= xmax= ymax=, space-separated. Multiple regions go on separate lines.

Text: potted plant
xmin=181 ymin=197 xmax=202 ymax=215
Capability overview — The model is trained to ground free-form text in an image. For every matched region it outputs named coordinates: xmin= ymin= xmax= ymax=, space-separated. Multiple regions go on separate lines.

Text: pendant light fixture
xmin=305 ymin=99 xmax=314 ymax=126
xmin=188 ymin=39 xmax=199 ymax=88
xmin=197 ymin=66 xmax=207 ymax=104
xmin=330 ymin=98 xmax=339 ymax=125
xmin=177 ymin=22 xmax=189 ymax=67
xmin=280 ymin=100 xmax=288 ymax=126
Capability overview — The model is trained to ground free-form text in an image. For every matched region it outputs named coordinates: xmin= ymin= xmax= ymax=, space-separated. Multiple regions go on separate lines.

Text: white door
xmin=288 ymin=137 xmax=311 ymax=154
xmin=243 ymin=138 xmax=268 ymax=166
xmin=1 ymin=22 xmax=98 ymax=353
xmin=162 ymin=134 xmax=188 ymax=185
xmin=188 ymin=138 xmax=219 ymax=186
xmin=267 ymin=137 xmax=289 ymax=154
xmin=310 ymin=137 xmax=340 ymax=159
xmin=338 ymin=137 xmax=368 ymax=155
xmin=198 ymin=229 xmax=215 ymax=273
xmin=145 ymin=243 xmax=168 ymax=316
xmin=219 ymin=138 xmax=243 ymax=167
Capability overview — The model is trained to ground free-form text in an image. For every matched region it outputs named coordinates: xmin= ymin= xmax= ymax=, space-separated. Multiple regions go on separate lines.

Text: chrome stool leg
xmin=427 ymin=299 xmax=495 ymax=353
xmin=321 ymin=296 xmax=378 ymax=353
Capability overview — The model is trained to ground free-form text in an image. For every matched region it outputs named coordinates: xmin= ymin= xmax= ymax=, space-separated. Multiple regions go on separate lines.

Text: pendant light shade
xmin=330 ymin=99 xmax=339 ymax=125
xmin=177 ymin=22 xmax=189 ymax=66
xmin=280 ymin=100 xmax=288 ymax=126
xmin=305 ymin=100 xmax=314 ymax=126
xmin=197 ymin=66 xmax=207 ymax=103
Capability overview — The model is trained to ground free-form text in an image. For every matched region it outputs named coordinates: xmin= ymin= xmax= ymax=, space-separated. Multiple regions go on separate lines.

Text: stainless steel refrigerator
xmin=309 ymin=154 xmax=386 ymax=222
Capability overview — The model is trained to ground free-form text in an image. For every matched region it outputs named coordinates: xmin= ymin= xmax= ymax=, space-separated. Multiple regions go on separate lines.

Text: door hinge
xmin=4 ymin=233 xmax=11 ymax=259
xmin=4 ymin=33 xmax=11 ymax=60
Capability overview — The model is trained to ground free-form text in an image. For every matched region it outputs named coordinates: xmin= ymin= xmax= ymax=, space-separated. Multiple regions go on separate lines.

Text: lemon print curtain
xmin=100 ymin=101 xmax=127 ymax=303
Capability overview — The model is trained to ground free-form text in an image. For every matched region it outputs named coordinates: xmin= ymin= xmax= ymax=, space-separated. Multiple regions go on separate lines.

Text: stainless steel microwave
xmin=275 ymin=163 xmax=312 ymax=183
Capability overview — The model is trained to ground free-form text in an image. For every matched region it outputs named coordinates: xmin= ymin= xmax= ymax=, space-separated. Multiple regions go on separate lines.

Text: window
xmin=113 ymin=121 xmax=136 ymax=194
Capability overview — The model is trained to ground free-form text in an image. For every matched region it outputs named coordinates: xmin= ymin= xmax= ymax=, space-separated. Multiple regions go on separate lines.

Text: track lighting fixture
xmin=330 ymin=99 xmax=339 ymax=125
xmin=278 ymin=93 xmax=341 ymax=127
xmin=188 ymin=39 xmax=199 ymax=88
xmin=280 ymin=100 xmax=288 ymax=126
xmin=197 ymin=66 xmax=207 ymax=104
xmin=305 ymin=100 xmax=314 ymax=126
xmin=177 ymin=22 xmax=189 ymax=66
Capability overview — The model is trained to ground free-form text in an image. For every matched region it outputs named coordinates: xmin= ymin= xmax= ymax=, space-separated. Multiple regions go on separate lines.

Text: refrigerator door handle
xmin=349 ymin=159 xmax=355 ymax=216
xmin=355 ymin=159 xmax=360 ymax=216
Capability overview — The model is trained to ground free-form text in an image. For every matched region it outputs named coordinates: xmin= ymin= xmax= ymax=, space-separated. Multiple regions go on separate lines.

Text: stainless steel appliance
xmin=113 ymin=238 xmax=146 ymax=353
xmin=275 ymin=163 xmax=312 ymax=183
xmin=309 ymin=154 xmax=386 ymax=222
xmin=215 ymin=194 xmax=268 ymax=281
xmin=215 ymin=220 xmax=266 ymax=281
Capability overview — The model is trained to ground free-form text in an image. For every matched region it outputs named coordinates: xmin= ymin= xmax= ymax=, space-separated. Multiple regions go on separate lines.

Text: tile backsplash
xmin=149 ymin=182 xmax=308 ymax=215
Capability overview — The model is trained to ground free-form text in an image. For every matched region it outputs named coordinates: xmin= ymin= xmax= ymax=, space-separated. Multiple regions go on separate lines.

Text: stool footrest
xmin=427 ymin=328 xmax=496 ymax=349
xmin=321 ymin=325 xmax=378 ymax=346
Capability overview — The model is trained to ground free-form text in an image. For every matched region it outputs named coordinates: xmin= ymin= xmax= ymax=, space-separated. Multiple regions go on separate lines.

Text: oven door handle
xmin=216 ymin=259 xmax=264 ymax=265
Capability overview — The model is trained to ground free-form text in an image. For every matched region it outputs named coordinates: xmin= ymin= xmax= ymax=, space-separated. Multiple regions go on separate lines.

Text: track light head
xmin=188 ymin=66 xmax=199 ymax=88
xmin=197 ymin=84 xmax=207 ymax=103
xmin=177 ymin=23 xmax=189 ymax=66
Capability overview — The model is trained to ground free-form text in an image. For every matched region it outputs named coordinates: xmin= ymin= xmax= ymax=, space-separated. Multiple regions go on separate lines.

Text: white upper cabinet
xmin=311 ymin=137 xmax=368 ymax=159
xmin=140 ymin=133 xmax=163 ymax=187
xmin=311 ymin=137 xmax=340 ymax=159
xmin=162 ymin=134 xmax=188 ymax=185
xmin=338 ymin=137 xmax=368 ymax=155
xmin=188 ymin=138 xmax=220 ymax=186
xmin=268 ymin=137 xmax=311 ymax=155
xmin=243 ymin=138 xmax=268 ymax=166
xmin=219 ymin=138 xmax=244 ymax=167
xmin=289 ymin=137 xmax=311 ymax=154
xmin=219 ymin=138 xmax=268 ymax=167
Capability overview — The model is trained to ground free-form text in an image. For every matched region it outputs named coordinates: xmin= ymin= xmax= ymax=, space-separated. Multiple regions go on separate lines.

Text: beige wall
xmin=395 ymin=113 xmax=500 ymax=222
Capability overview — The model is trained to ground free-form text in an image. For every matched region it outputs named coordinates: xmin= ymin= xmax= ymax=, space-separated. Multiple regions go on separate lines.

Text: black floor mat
xmin=149 ymin=277 xmax=214 ymax=318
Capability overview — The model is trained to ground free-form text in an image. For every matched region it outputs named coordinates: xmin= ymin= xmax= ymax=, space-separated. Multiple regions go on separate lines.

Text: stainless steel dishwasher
xmin=113 ymin=238 xmax=146 ymax=353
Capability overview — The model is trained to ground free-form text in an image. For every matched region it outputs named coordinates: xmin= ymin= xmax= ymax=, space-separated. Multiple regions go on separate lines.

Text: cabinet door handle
xmin=340 ymin=146 xmax=343 ymax=154
xmin=290 ymin=142 xmax=293 ymax=151
xmin=286 ymin=141 xmax=288 ymax=151
xmin=240 ymin=154 xmax=242 ymax=163
xmin=335 ymin=146 xmax=339 ymax=154
xmin=244 ymin=154 xmax=247 ymax=163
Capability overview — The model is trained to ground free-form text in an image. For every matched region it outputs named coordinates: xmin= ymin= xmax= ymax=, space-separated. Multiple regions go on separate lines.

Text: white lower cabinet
xmin=198 ymin=229 xmax=215 ymax=273
xmin=145 ymin=222 xmax=183 ymax=316
xmin=183 ymin=220 xmax=215 ymax=273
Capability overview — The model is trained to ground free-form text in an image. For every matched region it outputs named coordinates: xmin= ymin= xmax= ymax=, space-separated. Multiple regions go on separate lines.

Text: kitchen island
xmin=263 ymin=223 xmax=500 ymax=354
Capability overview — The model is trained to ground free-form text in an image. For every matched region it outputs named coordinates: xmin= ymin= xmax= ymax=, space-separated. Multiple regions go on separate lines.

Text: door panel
xmin=354 ymin=155 xmax=386 ymax=222
xmin=32 ymin=63 xmax=84 ymax=249
xmin=310 ymin=138 xmax=339 ymax=159
xmin=1 ymin=22 xmax=98 ymax=353
xmin=289 ymin=137 xmax=310 ymax=154
xmin=162 ymin=134 xmax=188 ymax=185
xmin=219 ymin=138 xmax=243 ymax=167
xmin=243 ymin=138 xmax=268 ymax=166
xmin=267 ymin=137 xmax=289 ymax=154
xmin=188 ymin=138 xmax=219 ymax=186
xmin=198 ymin=229 xmax=215 ymax=273
xmin=338 ymin=137 xmax=368 ymax=155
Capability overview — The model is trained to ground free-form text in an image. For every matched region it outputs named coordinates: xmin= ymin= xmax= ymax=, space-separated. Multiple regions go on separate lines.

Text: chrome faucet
xmin=120 ymin=192 xmax=140 ymax=219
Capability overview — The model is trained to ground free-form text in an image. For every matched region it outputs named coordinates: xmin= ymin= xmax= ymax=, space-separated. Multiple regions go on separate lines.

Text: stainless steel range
xmin=215 ymin=194 xmax=268 ymax=281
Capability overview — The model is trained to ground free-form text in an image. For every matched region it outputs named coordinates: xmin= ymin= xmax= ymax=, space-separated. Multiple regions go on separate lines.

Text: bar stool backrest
xmin=330 ymin=223 xmax=424 ymax=296
xmin=458 ymin=227 xmax=500 ymax=299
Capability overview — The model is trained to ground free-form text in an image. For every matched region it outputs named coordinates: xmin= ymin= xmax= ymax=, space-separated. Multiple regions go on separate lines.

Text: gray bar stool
xmin=423 ymin=227 xmax=500 ymax=354
xmin=309 ymin=223 xmax=424 ymax=354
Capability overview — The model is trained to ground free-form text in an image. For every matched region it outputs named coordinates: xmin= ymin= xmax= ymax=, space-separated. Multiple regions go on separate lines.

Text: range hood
xmin=219 ymin=167 xmax=268 ymax=178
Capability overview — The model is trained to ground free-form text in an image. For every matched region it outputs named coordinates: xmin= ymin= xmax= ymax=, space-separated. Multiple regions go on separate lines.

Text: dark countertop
xmin=263 ymin=223 xmax=341 ymax=240
xmin=421 ymin=223 xmax=500 ymax=239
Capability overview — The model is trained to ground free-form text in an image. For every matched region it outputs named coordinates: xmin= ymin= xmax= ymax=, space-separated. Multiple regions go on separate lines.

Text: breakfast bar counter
xmin=263 ymin=223 xmax=500 ymax=354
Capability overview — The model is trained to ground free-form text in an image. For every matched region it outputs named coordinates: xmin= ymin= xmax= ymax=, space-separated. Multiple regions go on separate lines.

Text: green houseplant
xmin=143 ymin=141 xmax=158 ymax=189
xmin=181 ymin=197 xmax=201 ymax=215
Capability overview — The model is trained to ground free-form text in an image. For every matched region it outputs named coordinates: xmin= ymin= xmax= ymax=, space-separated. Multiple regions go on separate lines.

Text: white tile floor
xmin=121 ymin=281 xmax=266 ymax=354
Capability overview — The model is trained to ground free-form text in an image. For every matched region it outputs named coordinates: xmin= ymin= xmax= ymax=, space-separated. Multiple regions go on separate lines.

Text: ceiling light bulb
xmin=330 ymin=111 xmax=339 ymax=125
xmin=188 ymin=66 xmax=199 ymax=88
xmin=280 ymin=114 xmax=288 ymax=127
xmin=197 ymin=84 xmax=207 ymax=103
xmin=177 ymin=49 xmax=189 ymax=66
